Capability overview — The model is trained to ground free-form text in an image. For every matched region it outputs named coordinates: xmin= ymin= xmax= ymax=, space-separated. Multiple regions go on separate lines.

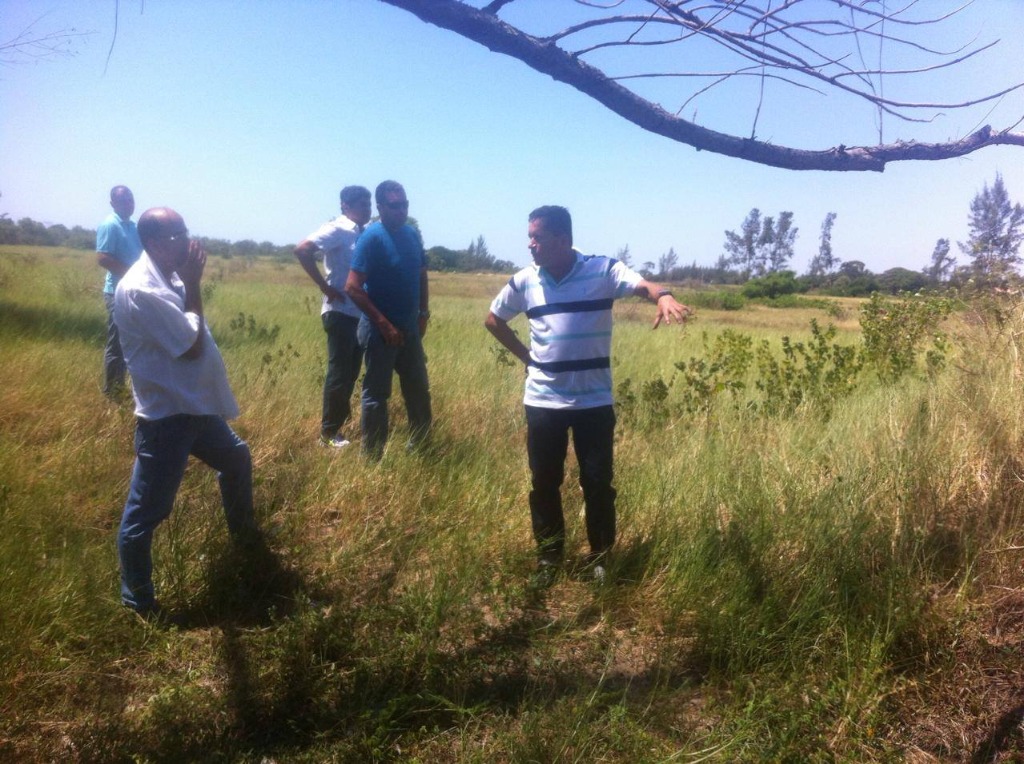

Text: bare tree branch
xmin=377 ymin=0 xmax=1024 ymax=171
xmin=1 ymin=16 xmax=94 ymax=67
xmin=482 ymin=0 xmax=517 ymax=14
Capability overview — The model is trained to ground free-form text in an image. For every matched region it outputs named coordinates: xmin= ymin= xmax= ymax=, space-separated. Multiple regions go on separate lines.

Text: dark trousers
xmin=525 ymin=404 xmax=617 ymax=559
xmin=357 ymin=319 xmax=432 ymax=458
xmin=103 ymin=292 xmax=127 ymax=395
xmin=321 ymin=312 xmax=363 ymax=438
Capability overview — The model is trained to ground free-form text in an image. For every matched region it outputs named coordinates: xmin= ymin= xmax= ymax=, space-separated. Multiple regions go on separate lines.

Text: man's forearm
xmin=346 ymin=288 xmax=384 ymax=326
xmin=636 ymin=279 xmax=672 ymax=301
xmin=181 ymin=283 xmax=205 ymax=359
xmin=294 ymin=242 xmax=335 ymax=296
xmin=295 ymin=253 xmax=329 ymax=293
xmin=485 ymin=314 xmax=531 ymax=365
xmin=97 ymin=252 xmax=130 ymax=278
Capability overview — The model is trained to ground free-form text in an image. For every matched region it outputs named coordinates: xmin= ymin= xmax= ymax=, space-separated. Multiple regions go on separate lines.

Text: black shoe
xmin=126 ymin=600 xmax=181 ymax=627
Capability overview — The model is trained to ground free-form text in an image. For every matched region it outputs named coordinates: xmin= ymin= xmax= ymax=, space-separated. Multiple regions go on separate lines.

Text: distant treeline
xmin=0 ymin=215 xmax=518 ymax=274
xmin=0 ymin=214 xmax=943 ymax=293
xmin=641 ymin=260 xmax=937 ymax=298
xmin=1 ymin=215 xmax=298 ymax=260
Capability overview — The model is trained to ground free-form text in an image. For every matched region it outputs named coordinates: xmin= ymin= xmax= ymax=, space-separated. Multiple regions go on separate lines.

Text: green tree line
xmin=632 ymin=172 xmax=1023 ymax=298
xmin=0 ymin=214 xmax=517 ymax=273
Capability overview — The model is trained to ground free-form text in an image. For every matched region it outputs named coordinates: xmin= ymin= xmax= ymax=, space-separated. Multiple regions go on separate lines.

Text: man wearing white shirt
xmin=114 ymin=207 xmax=255 ymax=616
xmin=293 ymin=185 xmax=372 ymax=448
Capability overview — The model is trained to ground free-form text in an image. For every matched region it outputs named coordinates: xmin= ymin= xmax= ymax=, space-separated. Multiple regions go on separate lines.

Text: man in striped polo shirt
xmin=486 ymin=205 xmax=691 ymax=586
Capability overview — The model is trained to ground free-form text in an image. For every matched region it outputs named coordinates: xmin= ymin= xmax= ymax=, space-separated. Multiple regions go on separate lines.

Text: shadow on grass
xmin=0 ymin=300 xmax=105 ymax=345
xmin=67 ymin=536 xmax=701 ymax=760
xmin=177 ymin=533 xmax=308 ymax=629
xmin=970 ymin=701 xmax=1024 ymax=763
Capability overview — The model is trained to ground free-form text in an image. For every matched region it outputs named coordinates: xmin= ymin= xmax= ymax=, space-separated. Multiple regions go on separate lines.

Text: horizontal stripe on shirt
xmin=533 ymin=330 xmax=611 ymax=346
xmin=526 ymin=298 xmax=614 ymax=319
xmin=530 ymin=356 xmax=611 ymax=373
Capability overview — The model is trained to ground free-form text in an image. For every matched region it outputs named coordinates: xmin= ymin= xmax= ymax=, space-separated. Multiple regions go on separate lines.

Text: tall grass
xmin=3 ymin=246 xmax=1024 ymax=761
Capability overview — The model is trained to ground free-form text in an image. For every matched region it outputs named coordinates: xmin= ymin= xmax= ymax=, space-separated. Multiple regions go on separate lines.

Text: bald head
xmin=138 ymin=208 xmax=190 ymax=275
xmin=138 ymin=208 xmax=183 ymax=246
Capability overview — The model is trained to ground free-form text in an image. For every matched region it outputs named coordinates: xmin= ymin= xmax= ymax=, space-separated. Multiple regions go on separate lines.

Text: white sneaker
xmin=320 ymin=435 xmax=351 ymax=449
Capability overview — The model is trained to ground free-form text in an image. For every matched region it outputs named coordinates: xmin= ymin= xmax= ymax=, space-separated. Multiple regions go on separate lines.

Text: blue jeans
xmin=525 ymin=405 xmax=617 ymax=559
xmin=103 ymin=292 xmax=127 ymax=395
xmin=321 ymin=312 xmax=362 ymax=438
xmin=357 ymin=319 xmax=432 ymax=457
xmin=118 ymin=414 xmax=254 ymax=611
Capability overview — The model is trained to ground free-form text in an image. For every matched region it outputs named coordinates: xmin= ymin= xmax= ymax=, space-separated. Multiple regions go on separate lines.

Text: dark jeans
xmin=321 ymin=311 xmax=362 ymax=438
xmin=103 ymin=292 xmax=127 ymax=395
xmin=118 ymin=414 xmax=254 ymax=611
xmin=525 ymin=404 xmax=617 ymax=559
xmin=357 ymin=318 xmax=432 ymax=458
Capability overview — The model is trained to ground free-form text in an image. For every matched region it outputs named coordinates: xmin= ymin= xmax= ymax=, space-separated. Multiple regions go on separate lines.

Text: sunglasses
xmin=158 ymin=229 xmax=189 ymax=242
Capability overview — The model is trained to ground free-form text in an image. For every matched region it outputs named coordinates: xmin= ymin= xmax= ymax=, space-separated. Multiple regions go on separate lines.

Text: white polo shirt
xmin=306 ymin=215 xmax=363 ymax=319
xmin=490 ymin=252 xmax=642 ymax=410
xmin=114 ymin=252 xmax=239 ymax=421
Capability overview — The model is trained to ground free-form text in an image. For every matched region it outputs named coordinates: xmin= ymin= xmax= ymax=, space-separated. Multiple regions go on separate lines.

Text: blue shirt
xmin=96 ymin=212 xmax=143 ymax=295
xmin=351 ymin=222 xmax=425 ymax=331
xmin=490 ymin=252 xmax=642 ymax=410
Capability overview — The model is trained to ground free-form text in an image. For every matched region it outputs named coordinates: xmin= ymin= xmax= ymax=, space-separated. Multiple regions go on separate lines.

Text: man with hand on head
xmin=294 ymin=185 xmax=373 ymax=449
xmin=485 ymin=205 xmax=691 ymax=587
xmin=114 ymin=207 xmax=256 ymax=618
xmin=344 ymin=180 xmax=432 ymax=459
xmin=96 ymin=185 xmax=143 ymax=399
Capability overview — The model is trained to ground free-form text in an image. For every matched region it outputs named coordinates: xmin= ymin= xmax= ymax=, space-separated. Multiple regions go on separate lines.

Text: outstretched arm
xmin=634 ymin=279 xmax=693 ymax=329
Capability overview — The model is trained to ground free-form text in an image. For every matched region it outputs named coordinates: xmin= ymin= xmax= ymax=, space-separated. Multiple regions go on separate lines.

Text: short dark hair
xmin=375 ymin=180 xmax=405 ymax=206
xmin=110 ymin=185 xmax=132 ymax=201
xmin=340 ymin=185 xmax=371 ymax=207
xmin=529 ymin=205 xmax=572 ymax=244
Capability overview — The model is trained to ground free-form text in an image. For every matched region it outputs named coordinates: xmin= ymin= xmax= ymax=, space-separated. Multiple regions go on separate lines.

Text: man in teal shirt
xmin=96 ymin=185 xmax=143 ymax=398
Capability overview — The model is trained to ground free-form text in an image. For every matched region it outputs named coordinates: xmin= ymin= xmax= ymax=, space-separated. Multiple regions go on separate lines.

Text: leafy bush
xmin=687 ymin=290 xmax=746 ymax=311
xmin=859 ymin=292 xmax=955 ymax=382
xmin=741 ymin=270 xmax=804 ymax=299
xmin=673 ymin=329 xmax=754 ymax=415
xmin=754 ymin=319 xmax=863 ymax=416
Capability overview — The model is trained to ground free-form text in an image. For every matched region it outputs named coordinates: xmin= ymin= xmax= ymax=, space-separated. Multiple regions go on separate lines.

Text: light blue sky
xmin=2 ymin=0 xmax=1023 ymax=273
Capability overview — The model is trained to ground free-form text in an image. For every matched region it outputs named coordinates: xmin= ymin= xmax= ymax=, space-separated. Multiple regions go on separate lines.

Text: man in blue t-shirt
xmin=344 ymin=180 xmax=432 ymax=458
xmin=96 ymin=185 xmax=143 ymax=398
xmin=486 ymin=205 xmax=691 ymax=586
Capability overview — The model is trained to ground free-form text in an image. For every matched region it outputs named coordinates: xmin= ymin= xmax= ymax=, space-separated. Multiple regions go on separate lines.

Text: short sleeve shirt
xmin=351 ymin=222 xmax=425 ymax=332
xmin=489 ymin=252 xmax=642 ymax=410
xmin=306 ymin=215 xmax=363 ymax=318
xmin=96 ymin=212 xmax=143 ymax=295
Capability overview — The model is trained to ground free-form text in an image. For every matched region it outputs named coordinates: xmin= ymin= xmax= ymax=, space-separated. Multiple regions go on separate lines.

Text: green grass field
xmin=3 ymin=246 xmax=1024 ymax=762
